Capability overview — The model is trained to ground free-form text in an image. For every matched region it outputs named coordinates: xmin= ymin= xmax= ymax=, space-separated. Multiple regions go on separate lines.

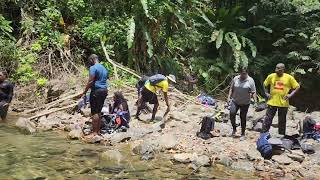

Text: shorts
xmin=0 ymin=101 xmax=9 ymax=120
xmin=90 ymin=88 xmax=108 ymax=115
xmin=141 ymin=88 xmax=158 ymax=104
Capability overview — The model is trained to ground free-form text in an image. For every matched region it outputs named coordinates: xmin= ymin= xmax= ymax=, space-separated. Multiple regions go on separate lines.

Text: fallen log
xmin=28 ymin=102 xmax=78 ymax=120
xmin=24 ymin=92 xmax=82 ymax=114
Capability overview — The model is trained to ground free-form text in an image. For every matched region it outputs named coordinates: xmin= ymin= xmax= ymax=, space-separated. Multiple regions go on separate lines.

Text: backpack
xmin=196 ymin=116 xmax=215 ymax=140
xmin=136 ymin=76 xmax=149 ymax=90
xmin=148 ymin=74 xmax=166 ymax=86
xmin=256 ymin=132 xmax=273 ymax=159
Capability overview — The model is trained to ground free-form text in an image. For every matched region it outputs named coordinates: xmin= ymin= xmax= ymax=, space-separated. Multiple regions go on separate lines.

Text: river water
xmin=0 ymin=115 xmax=258 ymax=179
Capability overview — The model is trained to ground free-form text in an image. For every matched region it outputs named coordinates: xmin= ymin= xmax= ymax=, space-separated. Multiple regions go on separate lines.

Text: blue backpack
xmin=148 ymin=74 xmax=166 ymax=86
xmin=256 ymin=132 xmax=273 ymax=159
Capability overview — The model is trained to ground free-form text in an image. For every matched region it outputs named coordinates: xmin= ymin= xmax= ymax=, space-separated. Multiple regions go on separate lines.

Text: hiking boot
xmin=240 ymin=135 xmax=246 ymax=141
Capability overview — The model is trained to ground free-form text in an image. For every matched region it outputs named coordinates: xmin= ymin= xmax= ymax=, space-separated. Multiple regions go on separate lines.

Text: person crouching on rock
xmin=109 ymin=91 xmax=130 ymax=128
xmin=135 ymin=74 xmax=176 ymax=121
xmin=79 ymin=54 xmax=109 ymax=137
xmin=227 ymin=68 xmax=257 ymax=141
xmin=0 ymin=71 xmax=14 ymax=122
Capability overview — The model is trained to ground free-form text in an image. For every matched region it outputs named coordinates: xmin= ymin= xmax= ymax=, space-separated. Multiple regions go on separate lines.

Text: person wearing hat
xmin=135 ymin=74 xmax=176 ymax=121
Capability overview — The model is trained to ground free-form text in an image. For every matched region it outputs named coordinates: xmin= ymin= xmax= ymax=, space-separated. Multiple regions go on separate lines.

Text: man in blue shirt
xmin=80 ymin=54 xmax=108 ymax=136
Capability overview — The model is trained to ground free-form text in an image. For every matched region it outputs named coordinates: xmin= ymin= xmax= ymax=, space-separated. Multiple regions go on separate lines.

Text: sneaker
xmin=240 ymin=135 xmax=246 ymax=141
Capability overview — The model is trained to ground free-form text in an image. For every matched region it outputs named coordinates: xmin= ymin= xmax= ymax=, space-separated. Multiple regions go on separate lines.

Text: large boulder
xmin=101 ymin=149 xmax=123 ymax=165
xmin=272 ymin=154 xmax=293 ymax=165
xmin=192 ymin=155 xmax=211 ymax=167
xmin=68 ymin=129 xmax=82 ymax=140
xmin=15 ymin=118 xmax=36 ymax=134
xmin=173 ymin=153 xmax=193 ymax=163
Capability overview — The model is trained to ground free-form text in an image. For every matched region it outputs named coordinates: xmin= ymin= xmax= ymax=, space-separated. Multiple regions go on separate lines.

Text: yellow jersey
xmin=264 ymin=73 xmax=299 ymax=107
xmin=144 ymin=79 xmax=169 ymax=93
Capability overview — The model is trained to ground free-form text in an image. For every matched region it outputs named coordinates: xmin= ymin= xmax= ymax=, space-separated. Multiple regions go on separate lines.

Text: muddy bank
xmin=11 ymin=78 xmax=320 ymax=179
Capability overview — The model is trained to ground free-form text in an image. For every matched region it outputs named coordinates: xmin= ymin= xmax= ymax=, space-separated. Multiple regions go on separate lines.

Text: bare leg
xmin=91 ymin=113 xmax=101 ymax=135
xmin=151 ymin=102 xmax=159 ymax=120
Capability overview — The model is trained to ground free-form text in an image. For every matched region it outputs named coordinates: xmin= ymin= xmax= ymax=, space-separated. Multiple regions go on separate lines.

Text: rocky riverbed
xmin=12 ymin=86 xmax=320 ymax=179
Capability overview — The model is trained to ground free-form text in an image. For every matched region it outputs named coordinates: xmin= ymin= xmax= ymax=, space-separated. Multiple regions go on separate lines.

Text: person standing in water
xmin=0 ymin=71 xmax=14 ymax=122
xmin=79 ymin=54 xmax=109 ymax=137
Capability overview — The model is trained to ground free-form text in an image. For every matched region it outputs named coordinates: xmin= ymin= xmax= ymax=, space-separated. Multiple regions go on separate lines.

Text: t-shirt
xmin=144 ymin=79 xmax=169 ymax=93
xmin=0 ymin=80 xmax=14 ymax=103
xmin=89 ymin=63 xmax=108 ymax=89
xmin=264 ymin=73 xmax=299 ymax=107
xmin=231 ymin=75 xmax=256 ymax=105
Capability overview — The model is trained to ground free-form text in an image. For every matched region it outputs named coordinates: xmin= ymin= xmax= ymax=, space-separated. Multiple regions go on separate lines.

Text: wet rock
xmin=15 ymin=117 xmax=36 ymax=134
xmin=157 ymin=134 xmax=177 ymax=151
xmin=101 ymin=150 xmax=123 ymax=164
xmin=109 ymin=133 xmax=131 ymax=144
xmin=272 ymin=154 xmax=293 ymax=165
xmin=255 ymin=165 xmax=265 ymax=171
xmin=173 ymin=153 xmax=193 ymax=163
xmin=132 ymin=143 xmax=155 ymax=160
xmin=67 ymin=129 xmax=82 ymax=140
xmin=217 ymin=155 xmax=233 ymax=167
xmin=192 ymin=155 xmax=211 ymax=167
xmin=78 ymin=168 xmax=94 ymax=174
xmin=246 ymin=149 xmax=262 ymax=161
xmin=231 ymin=161 xmax=254 ymax=171
xmin=287 ymin=153 xmax=305 ymax=163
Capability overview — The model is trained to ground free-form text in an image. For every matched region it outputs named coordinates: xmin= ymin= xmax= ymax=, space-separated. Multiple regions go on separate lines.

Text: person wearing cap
xmin=79 ymin=54 xmax=109 ymax=137
xmin=135 ymin=74 xmax=176 ymax=121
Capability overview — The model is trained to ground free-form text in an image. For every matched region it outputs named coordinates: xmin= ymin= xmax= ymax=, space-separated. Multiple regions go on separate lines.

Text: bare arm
xmin=227 ymin=80 xmax=234 ymax=102
xmin=81 ymin=74 xmax=95 ymax=97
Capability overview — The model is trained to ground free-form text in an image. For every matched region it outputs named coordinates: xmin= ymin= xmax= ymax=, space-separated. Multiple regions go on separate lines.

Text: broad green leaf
xmin=238 ymin=16 xmax=246 ymax=22
xmin=308 ymin=68 xmax=313 ymax=72
xmin=198 ymin=9 xmax=215 ymax=28
xmin=273 ymin=38 xmax=287 ymax=47
xmin=301 ymin=55 xmax=311 ymax=61
xmin=210 ymin=30 xmax=219 ymax=42
xmin=140 ymin=0 xmax=150 ymax=18
xmin=253 ymin=25 xmax=273 ymax=33
xmin=144 ymin=29 xmax=153 ymax=58
xmin=225 ymin=32 xmax=241 ymax=50
xmin=242 ymin=37 xmax=257 ymax=57
xmin=240 ymin=51 xmax=249 ymax=68
xmin=248 ymin=5 xmax=257 ymax=15
xmin=233 ymin=50 xmax=241 ymax=71
xmin=299 ymin=32 xmax=308 ymax=39
xmin=201 ymin=72 xmax=209 ymax=78
xmin=295 ymin=68 xmax=306 ymax=74
xmin=127 ymin=17 xmax=135 ymax=49
xmin=216 ymin=29 xmax=224 ymax=49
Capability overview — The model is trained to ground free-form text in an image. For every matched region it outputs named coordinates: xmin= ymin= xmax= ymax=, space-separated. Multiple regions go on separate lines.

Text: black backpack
xmin=196 ymin=116 xmax=215 ymax=140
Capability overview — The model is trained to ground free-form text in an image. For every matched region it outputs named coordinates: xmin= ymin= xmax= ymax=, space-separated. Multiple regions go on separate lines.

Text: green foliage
xmin=127 ymin=17 xmax=135 ymax=49
xmin=36 ymin=77 xmax=48 ymax=87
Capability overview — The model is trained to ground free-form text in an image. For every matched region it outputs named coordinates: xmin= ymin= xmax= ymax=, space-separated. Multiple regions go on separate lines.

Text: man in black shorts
xmin=136 ymin=74 xmax=176 ymax=121
xmin=0 ymin=71 xmax=14 ymax=122
xmin=79 ymin=54 xmax=109 ymax=136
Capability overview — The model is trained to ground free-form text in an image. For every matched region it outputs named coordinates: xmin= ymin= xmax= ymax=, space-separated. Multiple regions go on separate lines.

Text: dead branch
xmin=28 ymin=102 xmax=78 ymax=120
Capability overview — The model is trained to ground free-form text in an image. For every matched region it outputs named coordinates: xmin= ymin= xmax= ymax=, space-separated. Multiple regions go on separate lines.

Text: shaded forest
xmin=0 ymin=0 xmax=320 ymax=110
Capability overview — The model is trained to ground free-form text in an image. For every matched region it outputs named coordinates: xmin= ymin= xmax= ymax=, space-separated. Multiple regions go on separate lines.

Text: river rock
xmin=217 ymin=155 xmax=233 ymax=167
xmin=15 ymin=117 xmax=36 ymax=134
xmin=132 ymin=142 xmax=155 ymax=160
xmin=231 ymin=161 xmax=254 ymax=171
xmin=101 ymin=149 xmax=123 ymax=165
xmin=157 ymin=134 xmax=177 ymax=151
xmin=287 ymin=153 xmax=305 ymax=163
xmin=192 ymin=155 xmax=211 ymax=167
xmin=272 ymin=154 xmax=293 ymax=165
xmin=246 ymin=148 xmax=262 ymax=161
xmin=68 ymin=129 xmax=82 ymax=140
xmin=173 ymin=153 xmax=193 ymax=163
xmin=109 ymin=132 xmax=131 ymax=144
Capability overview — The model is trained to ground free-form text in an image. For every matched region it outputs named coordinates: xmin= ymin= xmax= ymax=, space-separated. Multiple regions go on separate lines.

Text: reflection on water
xmin=0 ymin=115 xmax=258 ymax=179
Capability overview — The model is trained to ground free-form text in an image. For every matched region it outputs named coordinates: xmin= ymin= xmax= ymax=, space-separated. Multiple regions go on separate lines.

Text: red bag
xmin=314 ymin=123 xmax=320 ymax=131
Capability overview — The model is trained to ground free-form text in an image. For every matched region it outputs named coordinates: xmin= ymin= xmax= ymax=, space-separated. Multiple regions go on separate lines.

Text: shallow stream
xmin=0 ymin=115 xmax=258 ymax=179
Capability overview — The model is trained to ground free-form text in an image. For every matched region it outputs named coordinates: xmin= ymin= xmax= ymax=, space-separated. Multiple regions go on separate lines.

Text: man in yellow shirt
xmin=262 ymin=63 xmax=300 ymax=135
xmin=135 ymin=74 xmax=176 ymax=121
